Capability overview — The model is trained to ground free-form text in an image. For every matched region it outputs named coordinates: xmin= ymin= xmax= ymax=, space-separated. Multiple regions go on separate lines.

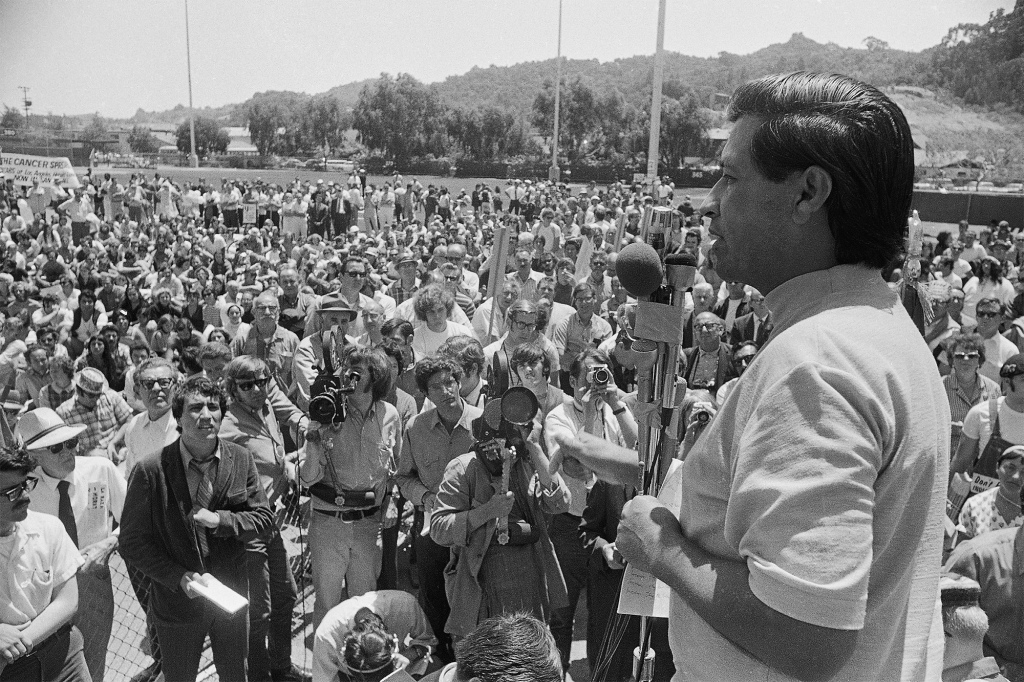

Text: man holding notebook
xmin=121 ymin=375 xmax=275 ymax=682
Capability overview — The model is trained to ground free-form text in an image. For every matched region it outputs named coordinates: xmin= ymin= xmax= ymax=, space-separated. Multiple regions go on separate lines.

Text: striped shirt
xmin=943 ymin=371 xmax=1000 ymax=453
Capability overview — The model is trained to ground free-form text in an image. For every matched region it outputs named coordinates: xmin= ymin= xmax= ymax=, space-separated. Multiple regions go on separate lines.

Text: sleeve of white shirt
xmin=311 ymin=616 xmax=345 ymax=682
xmin=961 ymin=402 xmax=985 ymax=440
xmin=44 ymin=514 xmax=86 ymax=586
xmin=727 ymin=362 xmax=884 ymax=630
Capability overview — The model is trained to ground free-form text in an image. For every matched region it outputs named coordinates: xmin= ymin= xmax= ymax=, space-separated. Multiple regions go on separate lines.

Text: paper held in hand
xmin=189 ymin=575 xmax=248 ymax=614
xmin=617 ymin=459 xmax=684 ymax=618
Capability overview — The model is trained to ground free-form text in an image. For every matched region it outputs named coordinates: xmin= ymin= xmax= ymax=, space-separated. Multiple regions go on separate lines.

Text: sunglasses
xmin=696 ymin=322 xmax=724 ymax=331
xmin=44 ymin=438 xmax=79 ymax=454
xmin=0 ymin=477 xmax=37 ymax=503
xmin=977 ymin=311 xmax=1001 ymax=318
xmin=953 ymin=352 xmax=980 ymax=360
xmin=346 ymin=271 xmax=367 ymax=278
xmin=236 ymin=377 xmax=270 ymax=392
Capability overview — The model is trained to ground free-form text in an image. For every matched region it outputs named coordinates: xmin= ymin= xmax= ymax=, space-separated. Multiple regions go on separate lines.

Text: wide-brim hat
xmin=15 ymin=408 xmax=86 ymax=450
xmin=319 ymin=293 xmax=358 ymax=321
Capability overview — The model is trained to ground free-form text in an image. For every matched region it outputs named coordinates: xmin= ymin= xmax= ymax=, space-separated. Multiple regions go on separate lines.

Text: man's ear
xmin=792 ymin=166 xmax=832 ymax=226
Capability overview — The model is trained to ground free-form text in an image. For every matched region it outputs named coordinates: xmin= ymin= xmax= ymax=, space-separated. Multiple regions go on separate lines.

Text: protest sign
xmin=0 ymin=152 xmax=81 ymax=188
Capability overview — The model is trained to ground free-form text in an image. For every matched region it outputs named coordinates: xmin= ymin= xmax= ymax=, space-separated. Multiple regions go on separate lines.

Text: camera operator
xmin=543 ymin=347 xmax=637 ymax=670
xmin=429 ymin=389 xmax=570 ymax=639
xmin=299 ymin=346 xmax=402 ymax=627
xmin=293 ymin=293 xmax=359 ymax=412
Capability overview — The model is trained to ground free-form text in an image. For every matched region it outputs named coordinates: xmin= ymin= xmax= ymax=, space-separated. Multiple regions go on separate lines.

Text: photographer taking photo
xmin=300 ymin=346 xmax=401 ymax=628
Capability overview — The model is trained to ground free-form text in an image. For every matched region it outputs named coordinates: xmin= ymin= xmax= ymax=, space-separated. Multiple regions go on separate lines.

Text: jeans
xmin=75 ymin=562 xmax=113 ymax=682
xmin=247 ymin=528 xmax=298 ymax=681
xmin=414 ymin=531 xmax=455 ymax=662
xmin=548 ymin=512 xmax=588 ymax=671
xmin=309 ymin=510 xmax=381 ymax=627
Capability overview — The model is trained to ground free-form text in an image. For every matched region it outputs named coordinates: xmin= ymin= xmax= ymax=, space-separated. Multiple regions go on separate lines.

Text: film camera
xmin=586 ymin=364 xmax=612 ymax=388
xmin=472 ymin=387 xmax=540 ymax=471
xmin=309 ymin=368 xmax=361 ymax=425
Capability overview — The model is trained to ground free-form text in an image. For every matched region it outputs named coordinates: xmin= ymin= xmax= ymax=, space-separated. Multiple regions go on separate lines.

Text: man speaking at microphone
xmin=555 ymin=72 xmax=948 ymax=681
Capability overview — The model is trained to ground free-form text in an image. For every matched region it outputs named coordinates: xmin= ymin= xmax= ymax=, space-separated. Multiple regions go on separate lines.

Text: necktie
xmin=189 ymin=459 xmax=214 ymax=557
xmin=56 ymin=480 xmax=79 ymax=548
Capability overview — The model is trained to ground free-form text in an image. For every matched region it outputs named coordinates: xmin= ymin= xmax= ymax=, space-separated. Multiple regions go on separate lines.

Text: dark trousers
xmin=549 ymin=512 xmax=588 ymax=672
xmin=125 ymin=560 xmax=161 ymax=671
xmin=70 ymin=221 xmax=89 ymax=247
xmin=332 ymin=213 xmax=347 ymax=237
xmin=377 ymin=492 xmax=406 ymax=591
xmin=587 ymin=557 xmax=674 ymax=682
xmin=247 ymin=528 xmax=298 ymax=681
xmin=0 ymin=625 xmax=89 ymax=682
xmin=157 ymin=603 xmax=249 ymax=682
xmin=223 ymin=208 xmax=239 ymax=228
xmin=75 ymin=562 xmax=113 ymax=682
xmin=413 ymin=530 xmax=455 ymax=662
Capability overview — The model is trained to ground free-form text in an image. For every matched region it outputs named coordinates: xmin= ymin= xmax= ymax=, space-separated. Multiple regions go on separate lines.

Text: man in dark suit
xmin=730 ymin=288 xmax=772 ymax=349
xmin=120 ymin=375 xmax=275 ymax=682
xmin=713 ymin=281 xmax=751 ymax=336
xmin=682 ymin=312 xmax=738 ymax=396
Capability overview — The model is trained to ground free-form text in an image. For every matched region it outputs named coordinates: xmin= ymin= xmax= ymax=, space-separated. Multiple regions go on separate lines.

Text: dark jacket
xmin=120 ymin=438 xmax=274 ymax=624
xmin=682 ymin=343 xmax=738 ymax=395
xmin=729 ymin=311 xmax=772 ymax=350
xmin=712 ymin=298 xmax=750 ymax=324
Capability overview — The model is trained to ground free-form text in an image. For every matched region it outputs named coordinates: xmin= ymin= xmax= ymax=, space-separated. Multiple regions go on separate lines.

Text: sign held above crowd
xmin=0 ymin=151 xmax=81 ymax=188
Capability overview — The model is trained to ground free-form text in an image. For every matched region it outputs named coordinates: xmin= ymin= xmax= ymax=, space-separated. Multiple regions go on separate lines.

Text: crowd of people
xmin=1 ymin=72 xmax=1023 ymax=682
xmin=0 ymin=165 xmax=704 ymax=682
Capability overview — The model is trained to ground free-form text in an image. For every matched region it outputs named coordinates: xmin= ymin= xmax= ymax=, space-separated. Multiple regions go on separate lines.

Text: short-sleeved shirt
xmin=30 ymin=457 xmax=126 ymax=549
xmin=956 ymin=486 xmax=1024 ymax=541
xmin=0 ymin=511 xmax=84 ymax=625
xmin=962 ymin=397 xmax=1024 ymax=454
xmin=672 ymin=265 xmax=948 ymax=680
xmin=56 ymin=390 xmax=134 ymax=455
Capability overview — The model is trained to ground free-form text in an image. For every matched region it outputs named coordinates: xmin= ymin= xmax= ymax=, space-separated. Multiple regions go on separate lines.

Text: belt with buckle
xmin=314 ymin=506 xmax=380 ymax=522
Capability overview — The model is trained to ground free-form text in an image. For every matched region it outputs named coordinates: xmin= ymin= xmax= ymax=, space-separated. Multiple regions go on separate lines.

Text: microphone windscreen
xmin=616 ymin=243 xmax=664 ymax=298
xmin=665 ymin=251 xmax=698 ymax=268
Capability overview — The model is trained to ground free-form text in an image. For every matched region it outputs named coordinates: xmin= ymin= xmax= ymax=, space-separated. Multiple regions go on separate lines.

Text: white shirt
xmin=29 ymin=458 xmax=126 ymax=550
xmin=0 ymin=511 xmax=83 ymax=626
xmin=980 ymin=332 xmax=1018 ymax=383
xmin=412 ymin=321 xmax=474 ymax=361
xmin=962 ymin=396 xmax=1024 ymax=455
xmin=672 ymin=266 xmax=946 ymax=681
xmin=124 ymin=409 xmax=178 ymax=477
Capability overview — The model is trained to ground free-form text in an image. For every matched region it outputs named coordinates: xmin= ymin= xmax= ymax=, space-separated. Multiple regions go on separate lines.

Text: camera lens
xmin=593 ymin=367 xmax=611 ymax=385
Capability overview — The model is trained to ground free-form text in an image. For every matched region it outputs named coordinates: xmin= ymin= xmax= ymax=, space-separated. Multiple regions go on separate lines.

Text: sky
xmin=0 ymin=0 xmax=1014 ymax=119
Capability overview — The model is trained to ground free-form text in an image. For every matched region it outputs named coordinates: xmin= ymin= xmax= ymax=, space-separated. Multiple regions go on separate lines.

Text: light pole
xmin=185 ymin=0 xmax=198 ymax=168
xmin=645 ymin=0 xmax=667 ymax=190
xmin=548 ymin=0 xmax=563 ymax=183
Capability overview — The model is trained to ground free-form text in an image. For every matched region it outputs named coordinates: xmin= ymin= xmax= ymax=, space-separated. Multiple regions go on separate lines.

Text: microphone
xmin=616 ymin=243 xmax=664 ymax=299
xmin=616 ymin=243 xmax=665 ymax=352
xmin=664 ymin=252 xmax=697 ymax=294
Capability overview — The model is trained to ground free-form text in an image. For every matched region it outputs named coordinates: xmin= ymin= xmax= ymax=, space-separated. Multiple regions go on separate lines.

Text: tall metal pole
xmin=548 ymin=0 xmax=563 ymax=183
xmin=645 ymin=0 xmax=667 ymax=189
xmin=185 ymin=0 xmax=198 ymax=168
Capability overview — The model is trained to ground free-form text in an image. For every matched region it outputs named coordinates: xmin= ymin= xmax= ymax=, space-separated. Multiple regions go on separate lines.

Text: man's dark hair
xmin=342 ymin=617 xmax=396 ymax=682
xmin=437 ymin=335 xmax=485 ymax=377
xmin=171 ymin=374 xmax=227 ymax=420
xmin=198 ymin=341 xmax=232 ymax=363
xmin=378 ymin=338 xmax=407 ymax=376
xmin=727 ymin=72 xmax=914 ymax=268
xmin=569 ymin=347 xmax=612 ymax=383
xmin=414 ymin=357 xmax=464 ymax=395
xmin=511 ymin=342 xmax=551 ymax=380
xmin=0 ymin=444 xmax=36 ymax=475
xmin=454 ymin=613 xmax=562 ymax=682
xmin=342 ymin=346 xmax=393 ymax=403
xmin=380 ymin=318 xmax=414 ymax=341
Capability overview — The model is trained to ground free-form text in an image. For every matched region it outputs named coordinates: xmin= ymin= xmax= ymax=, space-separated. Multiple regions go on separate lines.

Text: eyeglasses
xmin=574 ymin=296 xmax=595 ymax=304
xmin=952 ymin=352 xmax=980 ymax=360
xmin=254 ymin=304 xmax=279 ymax=313
xmin=443 ymin=275 xmax=460 ymax=283
xmin=140 ymin=377 xmax=175 ymax=391
xmin=346 ymin=271 xmax=367 ymax=279
xmin=695 ymin=322 xmax=724 ymax=331
xmin=511 ymin=320 xmax=537 ymax=331
xmin=236 ymin=377 xmax=270 ymax=392
xmin=0 ymin=477 xmax=37 ymax=503
xmin=977 ymin=311 xmax=1001 ymax=318
xmin=44 ymin=438 xmax=78 ymax=455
